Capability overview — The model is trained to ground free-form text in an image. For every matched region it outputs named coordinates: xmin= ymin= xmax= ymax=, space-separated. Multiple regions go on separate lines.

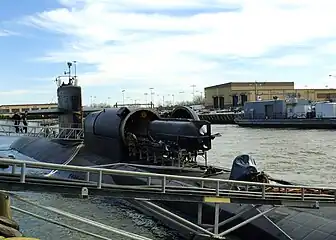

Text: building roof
xmin=205 ymin=81 xmax=295 ymax=90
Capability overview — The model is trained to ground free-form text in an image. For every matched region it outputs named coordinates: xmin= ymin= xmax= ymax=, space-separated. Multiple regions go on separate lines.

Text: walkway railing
xmin=2 ymin=158 xmax=336 ymax=206
xmin=0 ymin=158 xmax=335 ymax=239
xmin=0 ymin=124 xmax=83 ymax=140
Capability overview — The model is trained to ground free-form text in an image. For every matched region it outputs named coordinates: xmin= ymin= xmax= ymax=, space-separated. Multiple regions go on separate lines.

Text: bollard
xmin=81 ymin=187 xmax=89 ymax=199
xmin=0 ymin=194 xmax=21 ymax=238
xmin=0 ymin=194 xmax=11 ymax=220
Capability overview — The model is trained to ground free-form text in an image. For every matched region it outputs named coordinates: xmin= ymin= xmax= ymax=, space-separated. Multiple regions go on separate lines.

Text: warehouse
xmin=204 ymin=81 xmax=336 ymax=109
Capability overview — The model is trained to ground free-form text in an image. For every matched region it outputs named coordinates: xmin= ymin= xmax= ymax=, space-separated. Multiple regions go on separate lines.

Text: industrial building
xmin=0 ymin=103 xmax=57 ymax=115
xmin=204 ymin=81 xmax=336 ymax=109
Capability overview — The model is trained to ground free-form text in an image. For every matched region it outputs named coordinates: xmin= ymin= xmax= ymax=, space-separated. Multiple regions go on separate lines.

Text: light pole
xmin=90 ymin=96 xmax=96 ymax=106
xmin=191 ymin=84 xmax=196 ymax=100
xmin=149 ymin=87 xmax=154 ymax=103
xmin=122 ymin=90 xmax=125 ymax=105
xmin=144 ymin=93 xmax=148 ymax=104
xmin=172 ymin=94 xmax=175 ymax=105
xmin=179 ymin=91 xmax=184 ymax=103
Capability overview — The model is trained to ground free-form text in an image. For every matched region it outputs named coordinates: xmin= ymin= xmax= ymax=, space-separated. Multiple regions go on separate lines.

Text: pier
xmin=198 ymin=112 xmax=243 ymax=124
xmin=0 ymin=158 xmax=334 ymax=239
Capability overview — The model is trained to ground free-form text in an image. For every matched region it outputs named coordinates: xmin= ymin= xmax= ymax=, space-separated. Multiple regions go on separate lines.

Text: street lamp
xmin=179 ymin=91 xmax=184 ymax=103
xmin=172 ymin=94 xmax=175 ymax=105
xmin=90 ymin=96 xmax=96 ymax=106
xmin=149 ymin=87 xmax=154 ymax=103
xmin=249 ymin=81 xmax=262 ymax=101
xmin=122 ymin=90 xmax=125 ymax=105
xmin=144 ymin=93 xmax=148 ymax=104
xmin=190 ymin=84 xmax=196 ymax=100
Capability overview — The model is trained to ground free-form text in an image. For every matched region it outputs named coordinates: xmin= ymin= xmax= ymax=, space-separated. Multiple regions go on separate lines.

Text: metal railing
xmin=3 ymin=158 xmax=336 ymax=206
xmin=1 ymin=158 xmax=335 ymax=239
xmin=0 ymin=124 xmax=83 ymax=140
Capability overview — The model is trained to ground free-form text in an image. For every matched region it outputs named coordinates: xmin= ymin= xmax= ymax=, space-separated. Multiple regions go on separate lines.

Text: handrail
xmin=4 ymin=158 xmax=336 ymax=202
xmin=0 ymin=123 xmax=81 ymax=131
xmin=0 ymin=123 xmax=83 ymax=140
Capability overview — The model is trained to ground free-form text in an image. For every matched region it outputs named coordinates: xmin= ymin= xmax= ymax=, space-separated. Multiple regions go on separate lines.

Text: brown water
xmin=2 ymin=125 xmax=335 ymax=239
xmin=208 ymin=125 xmax=336 ymax=186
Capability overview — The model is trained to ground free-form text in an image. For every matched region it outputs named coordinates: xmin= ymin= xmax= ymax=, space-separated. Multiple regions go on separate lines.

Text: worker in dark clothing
xmin=21 ymin=111 xmax=28 ymax=133
xmin=12 ymin=112 xmax=21 ymax=133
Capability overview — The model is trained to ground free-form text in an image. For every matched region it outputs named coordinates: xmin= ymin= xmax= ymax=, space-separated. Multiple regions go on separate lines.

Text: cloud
xmin=0 ymin=30 xmax=17 ymax=37
xmin=261 ymin=55 xmax=313 ymax=67
xmin=20 ymin=0 xmax=336 ymax=92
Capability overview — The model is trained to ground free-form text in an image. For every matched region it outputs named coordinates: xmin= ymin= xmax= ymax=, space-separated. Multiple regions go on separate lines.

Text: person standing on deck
xmin=21 ymin=111 xmax=28 ymax=133
xmin=12 ymin=112 xmax=21 ymax=133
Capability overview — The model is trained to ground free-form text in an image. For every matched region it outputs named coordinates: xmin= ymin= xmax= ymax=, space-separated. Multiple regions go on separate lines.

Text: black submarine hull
xmin=8 ymin=106 xmax=336 ymax=240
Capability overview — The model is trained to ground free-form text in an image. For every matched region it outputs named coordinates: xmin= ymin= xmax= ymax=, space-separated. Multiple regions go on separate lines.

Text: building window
xmin=0 ymin=109 xmax=10 ymax=113
xmin=317 ymin=93 xmax=336 ymax=99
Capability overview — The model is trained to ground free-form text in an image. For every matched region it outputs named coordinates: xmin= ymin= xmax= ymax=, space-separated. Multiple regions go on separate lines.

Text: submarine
xmin=7 ymin=64 xmax=336 ymax=240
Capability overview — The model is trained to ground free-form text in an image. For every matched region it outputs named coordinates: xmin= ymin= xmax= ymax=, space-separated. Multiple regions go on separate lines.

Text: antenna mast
xmin=67 ymin=62 xmax=73 ymax=85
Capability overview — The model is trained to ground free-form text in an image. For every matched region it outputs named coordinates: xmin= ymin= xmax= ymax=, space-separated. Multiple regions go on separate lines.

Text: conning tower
xmin=55 ymin=62 xmax=83 ymax=129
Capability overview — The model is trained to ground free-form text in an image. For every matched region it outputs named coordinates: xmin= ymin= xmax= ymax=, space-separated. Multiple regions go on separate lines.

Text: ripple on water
xmin=209 ymin=125 xmax=336 ymax=186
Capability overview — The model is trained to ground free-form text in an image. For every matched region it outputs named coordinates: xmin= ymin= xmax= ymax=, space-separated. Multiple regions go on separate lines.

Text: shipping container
xmin=315 ymin=102 xmax=336 ymax=118
xmin=243 ymin=100 xmax=286 ymax=119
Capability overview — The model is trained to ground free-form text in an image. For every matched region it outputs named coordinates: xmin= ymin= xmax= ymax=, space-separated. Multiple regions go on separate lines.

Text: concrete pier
xmin=198 ymin=112 xmax=243 ymax=124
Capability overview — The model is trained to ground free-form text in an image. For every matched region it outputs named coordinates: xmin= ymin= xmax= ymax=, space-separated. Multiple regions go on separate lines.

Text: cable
xmin=12 ymin=206 xmax=112 ymax=240
xmin=3 ymin=191 xmax=153 ymax=240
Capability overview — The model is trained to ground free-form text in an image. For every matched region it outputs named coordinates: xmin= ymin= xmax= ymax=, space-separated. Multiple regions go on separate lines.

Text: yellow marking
xmin=204 ymin=197 xmax=231 ymax=203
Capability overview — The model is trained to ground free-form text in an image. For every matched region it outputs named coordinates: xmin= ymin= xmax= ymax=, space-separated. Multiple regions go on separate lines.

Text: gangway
xmin=0 ymin=123 xmax=83 ymax=141
xmin=0 ymin=158 xmax=335 ymax=239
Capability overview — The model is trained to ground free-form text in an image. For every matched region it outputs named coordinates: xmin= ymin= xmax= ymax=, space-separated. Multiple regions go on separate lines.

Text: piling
xmin=0 ymin=194 xmax=21 ymax=238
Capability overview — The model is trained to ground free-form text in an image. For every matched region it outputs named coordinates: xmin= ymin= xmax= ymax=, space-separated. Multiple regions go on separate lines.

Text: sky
xmin=2 ymin=0 xmax=336 ymax=106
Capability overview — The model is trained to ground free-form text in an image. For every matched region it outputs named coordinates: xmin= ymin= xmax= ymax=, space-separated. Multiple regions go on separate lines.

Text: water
xmin=1 ymin=125 xmax=335 ymax=239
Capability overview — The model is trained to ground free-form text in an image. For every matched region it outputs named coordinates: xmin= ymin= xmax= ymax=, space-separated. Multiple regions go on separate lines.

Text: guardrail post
xmin=85 ymin=172 xmax=90 ymax=182
xmin=97 ymin=171 xmax=102 ymax=189
xmin=216 ymin=181 xmax=220 ymax=196
xmin=214 ymin=203 xmax=220 ymax=235
xmin=197 ymin=203 xmax=203 ymax=225
xmin=262 ymin=185 xmax=266 ymax=199
xmin=301 ymin=187 xmax=305 ymax=201
xmin=162 ymin=176 xmax=166 ymax=193
xmin=20 ymin=163 xmax=26 ymax=183
xmin=147 ymin=177 xmax=151 ymax=186
xmin=11 ymin=165 xmax=16 ymax=174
